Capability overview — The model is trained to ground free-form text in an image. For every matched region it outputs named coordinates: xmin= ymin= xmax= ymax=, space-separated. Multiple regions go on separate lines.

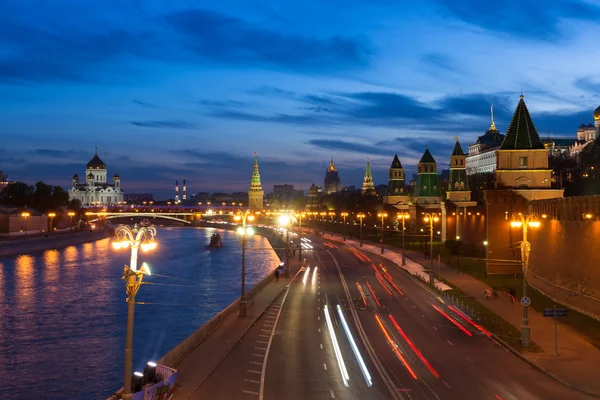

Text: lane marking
xmin=447 ymin=340 xmax=453 ymax=346
xmin=252 ymin=353 xmax=263 ymax=357
xmin=330 ymin=389 xmax=335 ymax=398
xmin=443 ymin=380 xmax=451 ymax=388
xmin=422 ymin=314 xmax=425 ymax=318
xmin=255 ymin=346 xmax=267 ymax=350
xmin=245 ymin=379 xmax=260 ymax=384
xmin=259 ymin=334 xmax=269 ymax=338
xmin=412 ymin=305 xmax=416 ymax=308
xmin=320 ymin=343 xmax=324 ymax=349
xmin=318 ymin=328 xmax=321 ymax=333
xmin=247 ymin=370 xmax=261 ymax=374
xmin=242 ymin=390 xmax=259 ymax=396
xmin=257 ymin=340 xmax=268 ymax=344
xmin=432 ymin=326 xmax=437 ymax=331
xmin=250 ymin=361 xmax=263 ymax=365
xmin=324 ymin=363 xmax=328 ymax=370
xmin=260 ymin=329 xmax=270 ymax=332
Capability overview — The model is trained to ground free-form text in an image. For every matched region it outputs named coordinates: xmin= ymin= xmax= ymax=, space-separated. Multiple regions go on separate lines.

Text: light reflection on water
xmin=0 ymin=227 xmax=280 ymax=400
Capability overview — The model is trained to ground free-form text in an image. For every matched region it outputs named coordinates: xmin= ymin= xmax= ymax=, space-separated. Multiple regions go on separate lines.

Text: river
xmin=0 ymin=226 xmax=280 ymax=399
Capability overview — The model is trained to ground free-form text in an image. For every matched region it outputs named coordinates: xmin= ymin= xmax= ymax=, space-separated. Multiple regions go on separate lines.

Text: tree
xmin=467 ymin=173 xmax=494 ymax=204
xmin=0 ymin=182 xmax=34 ymax=207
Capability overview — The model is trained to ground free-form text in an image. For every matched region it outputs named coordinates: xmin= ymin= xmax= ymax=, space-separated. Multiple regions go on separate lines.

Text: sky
xmin=2 ymin=0 xmax=600 ymax=199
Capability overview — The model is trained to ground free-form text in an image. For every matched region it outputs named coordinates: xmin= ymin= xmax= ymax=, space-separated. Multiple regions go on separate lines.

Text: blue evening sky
xmin=2 ymin=0 xmax=600 ymax=198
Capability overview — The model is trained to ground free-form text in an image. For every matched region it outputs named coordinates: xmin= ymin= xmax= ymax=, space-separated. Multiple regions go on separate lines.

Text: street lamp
xmin=423 ymin=213 xmax=439 ymax=284
xmin=328 ymin=212 xmax=336 ymax=234
xmin=234 ymin=211 xmax=255 ymax=317
xmin=397 ymin=213 xmax=410 ymax=266
xmin=295 ymin=212 xmax=305 ymax=261
xmin=320 ymin=212 xmax=326 ymax=232
xmin=48 ymin=212 xmax=56 ymax=233
xmin=112 ymin=224 xmax=157 ymax=400
xmin=377 ymin=212 xmax=387 ymax=254
xmin=278 ymin=214 xmax=291 ymax=277
xmin=68 ymin=211 xmax=75 ymax=232
xmin=341 ymin=212 xmax=348 ymax=241
xmin=510 ymin=212 xmax=541 ymax=348
xmin=357 ymin=213 xmax=365 ymax=247
xmin=21 ymin=211 xmax=30 ymax=236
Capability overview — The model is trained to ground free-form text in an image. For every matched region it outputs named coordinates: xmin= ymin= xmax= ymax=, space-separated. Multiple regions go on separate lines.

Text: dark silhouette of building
xmin=324 ymin=158 xmax=341 ymax=194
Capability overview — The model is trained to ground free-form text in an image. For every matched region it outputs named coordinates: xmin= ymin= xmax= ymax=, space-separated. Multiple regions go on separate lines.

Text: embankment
xmin=0 ymin=230 xmax=111 ymax=258
xmin=157 ymin=226 xmax=285 ymax=368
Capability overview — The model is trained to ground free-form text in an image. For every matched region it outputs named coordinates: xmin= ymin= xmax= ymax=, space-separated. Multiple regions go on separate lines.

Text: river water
xmin=0 ymin=227 xmax=280 ymax=400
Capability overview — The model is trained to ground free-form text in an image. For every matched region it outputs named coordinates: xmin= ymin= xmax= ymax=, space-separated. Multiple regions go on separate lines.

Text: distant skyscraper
xmin=183 ymin=179 xmax=187 ymax=200
xmin=175 ymin=180 xmax=179 ymax=203
xmin=248 ymin=153 xmax=264 ymax=209
xmin=324 ymin=158 xmax=341 ymax=194
xmin=361 ymin=158 xmax=376 ymax=195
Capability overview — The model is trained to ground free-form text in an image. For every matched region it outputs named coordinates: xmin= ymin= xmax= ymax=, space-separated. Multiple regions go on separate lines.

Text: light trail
xmin=337 ymin=305 xmax=373 ymax=387
xmin=324 ymin=304 xmax=350 ymax=387
xmin=303 ymin=266 xmax=311 ymax=286
xmin=376 ymin=274 xmax=393 ymax=296
xmin=432 ymin=304 xmax=472 ymax=336
xmin=374 ymin=314 xmax=418 ymax=380
xmin=365 ymin=281 xmax=380 ymax=307
xmin=384 ymin=276 xmax=404 ymax=296
xmin=311 ymin=267 xmax=318 ymax=285
xmin=388 ymin=314 xmax=440 ymax=379
xmin=448 ymin=305 xmax=492 ymax=337
xmin=356 ymin=282 xmax=368 ymax=307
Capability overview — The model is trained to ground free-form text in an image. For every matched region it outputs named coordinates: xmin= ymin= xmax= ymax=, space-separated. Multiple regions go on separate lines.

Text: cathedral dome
xmin=594 ymin=105 xmax=600 ymax=120
xmin=113 ymin=173 xmax=120 ymax=179
xmin=87 ymin=153 xmax=106 ymax=170
xmin=578 ymin=123 xmax=587 ymax=131
xmin=87 ymin=172 xmax=94 ymax=179
xmin=72 ymin=173 xmax=79 ymax=179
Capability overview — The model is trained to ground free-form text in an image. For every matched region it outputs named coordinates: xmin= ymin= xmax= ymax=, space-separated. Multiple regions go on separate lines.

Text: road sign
xmin=544 ymin=308 xmax=567 ymax=318
xmin=521 ymin=297 xmax=531 ymax=306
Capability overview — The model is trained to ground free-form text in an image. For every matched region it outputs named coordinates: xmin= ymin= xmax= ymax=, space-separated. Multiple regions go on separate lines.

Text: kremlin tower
xmin=248 ymin=153 xmax=264 ymax=210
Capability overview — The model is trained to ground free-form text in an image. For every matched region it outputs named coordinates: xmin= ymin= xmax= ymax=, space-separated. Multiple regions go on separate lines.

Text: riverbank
xmin=0 ymin=230 xmax=111 ymax=258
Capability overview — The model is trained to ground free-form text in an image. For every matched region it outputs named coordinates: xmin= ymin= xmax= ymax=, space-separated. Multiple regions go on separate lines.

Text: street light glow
xmin=510 ymin=221 xmax=522 ymax=228
xmin=278 ymin=215 xmax=291 ymax=226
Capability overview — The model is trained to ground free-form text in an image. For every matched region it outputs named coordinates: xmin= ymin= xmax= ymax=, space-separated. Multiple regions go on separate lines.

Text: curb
xmin=182 ymin=261 xmax=305 ymax=400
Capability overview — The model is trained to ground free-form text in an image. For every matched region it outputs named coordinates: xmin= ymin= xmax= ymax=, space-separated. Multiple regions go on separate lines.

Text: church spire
xmin=361 ymin=158 xmax=375 ymax=195
xmin=500 ymin=95 xmax=544 ymax=150
xmin=248 ymin=152 xmax=264 ymax=209
xmin=490 ymin=105 xmax=496 ymax=130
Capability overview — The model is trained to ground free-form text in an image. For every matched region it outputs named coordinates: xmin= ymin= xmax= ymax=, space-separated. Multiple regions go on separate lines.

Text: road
xmin=190 ymin=233 xmax=595 ymax=399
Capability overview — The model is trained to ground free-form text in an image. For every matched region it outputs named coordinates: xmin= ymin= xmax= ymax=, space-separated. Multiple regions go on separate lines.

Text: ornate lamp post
xmin=296 ymin=212 xmax=305 ymax=261
xmin=510 ymin=213 xmax=541 ymax=348
xmin=278 ymin=214 xmax=291 ymax=277
xmin=341 ymin=212 xmax=348 ymax=241
xmin=377 ymin=212 xmax=387 ymax=254
xmin=68 ymin=211 xmax=75 ymax=231
xmin=48 ymin=212 xmax=56 ymax=234
xmin=21 ymin=211 xmax=30 ymax=236
xmin=357 ymin=213 xmax=365 ymax=247
xmin=112 ymin=224 xmax=157 ymax=400
xmin=234 ymin=211 xmax=255 ymax=317
xmin=423 ymin=213 xmax=439 ymax=284
xmin=328 ymin=212 xmax=336 ymax=234
xmin=397 ymin=212 xmax=410 ymax=266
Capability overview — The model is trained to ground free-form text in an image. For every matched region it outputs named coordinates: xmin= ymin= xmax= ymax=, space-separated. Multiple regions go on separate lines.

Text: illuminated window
xmin=519 ymin=156 xmax=528 ymax=167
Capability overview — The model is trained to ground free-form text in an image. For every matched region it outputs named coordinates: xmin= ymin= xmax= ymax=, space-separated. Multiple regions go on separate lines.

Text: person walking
xmin=509 ymin=287 xmax=516 ymax=303
xmin=275 ymin=268 xmax=280 ymax=282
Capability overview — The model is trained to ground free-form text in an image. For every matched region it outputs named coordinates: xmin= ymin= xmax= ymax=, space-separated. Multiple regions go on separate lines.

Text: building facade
xmin=568 ymin=107 xmax=600 ymax=156
xmin=466 ymin=107 xmax=505 ymax=175
xmin=248 ymin=153 xmax=264 ymax=210
xmin=447 ymin=139 xmax=471 ymax=202
xmin=324 ymin=158 xmax=341 ymax=194
xmin=68 ymin=149 xmax=124 ymax=206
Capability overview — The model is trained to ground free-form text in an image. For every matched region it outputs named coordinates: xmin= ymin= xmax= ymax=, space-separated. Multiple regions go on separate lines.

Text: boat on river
xmin=209 ymin=233 xmax=222 ymax=248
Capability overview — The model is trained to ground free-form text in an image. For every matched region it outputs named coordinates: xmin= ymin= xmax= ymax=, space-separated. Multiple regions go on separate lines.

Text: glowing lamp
xmin=112 ymin=241 xmax=123 ymax=250
xmin=278 ymin=215 xmax=291 ymax=226
xmin=246 ymin=227 xmax=254 ymax=235
xmin=234 ymin=215 xmax=241 ymax=221
xmin=510 ymin=221 xmax=522 ymax=228
xmin=528 ymin=221 xmax=541 ymax=228
xmin=483 ymin=240 xmax=488 ymax=246
xmin=248 ymin=215 xmax=255 ymax=221
xmin=237 ymin=227 xmax=245 ymax=235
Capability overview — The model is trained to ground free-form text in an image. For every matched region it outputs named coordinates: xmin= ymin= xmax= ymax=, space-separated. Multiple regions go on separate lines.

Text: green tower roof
xmin=500 ymin=96 xmax=545 ymax=150
xmin=390 ymin=153 xmax=403 ymax=168
xmin=419 ymin=147 xmax=436 ymax=163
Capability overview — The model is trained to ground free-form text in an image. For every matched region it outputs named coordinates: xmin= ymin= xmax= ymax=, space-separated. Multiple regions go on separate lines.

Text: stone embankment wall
xmin=0 ymin=230 xmax=111 ymax=258
xmin=157 ymin=227 xmax=285 ymax=368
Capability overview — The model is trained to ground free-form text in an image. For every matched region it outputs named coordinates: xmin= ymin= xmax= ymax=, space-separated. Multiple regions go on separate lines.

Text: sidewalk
xmin=323 ymin=233 xmax=600 ymax=397
xmin=172 ymin=256 xmax=304 ymax=400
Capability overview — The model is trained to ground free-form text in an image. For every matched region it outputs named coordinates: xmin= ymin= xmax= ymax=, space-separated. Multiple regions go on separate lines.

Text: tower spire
xmin=361 ymin=158 xmax=375 ymax=195
xmin=490 ymin=104 xmax=496 ymax=130
xmin=249 ymin=152 xmax=264 ymax=209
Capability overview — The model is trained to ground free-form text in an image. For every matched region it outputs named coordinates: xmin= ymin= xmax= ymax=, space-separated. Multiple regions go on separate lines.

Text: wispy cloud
xmin=307 ymin=139 xmax=390 ymax=155
xmin=131 ymin=120 xmax=197 ymax=129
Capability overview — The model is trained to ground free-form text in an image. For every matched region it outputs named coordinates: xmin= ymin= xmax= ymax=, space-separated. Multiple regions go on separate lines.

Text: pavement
xmin=179 ymin=231 xmax=596 ymax=399
xmin=325 ymin=233 xmax=600 ymax=398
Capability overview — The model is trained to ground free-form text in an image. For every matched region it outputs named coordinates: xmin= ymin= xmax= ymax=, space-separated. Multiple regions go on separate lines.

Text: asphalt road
xmin=190 ymin=233 xmax=596 ymax=399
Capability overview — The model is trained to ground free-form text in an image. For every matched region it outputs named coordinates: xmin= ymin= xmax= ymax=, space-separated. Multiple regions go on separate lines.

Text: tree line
xmin=0 ymin=181 xmax=81 ymax=213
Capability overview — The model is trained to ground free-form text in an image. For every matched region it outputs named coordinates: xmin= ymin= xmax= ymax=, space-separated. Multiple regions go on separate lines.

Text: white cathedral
xmin=68 ymin=149 xmax=124 ymax=206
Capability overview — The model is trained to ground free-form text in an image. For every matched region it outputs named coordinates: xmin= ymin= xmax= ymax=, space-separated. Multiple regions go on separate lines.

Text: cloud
xmin=166 ymin=9 xmax=375 ymax=71
xmin=431 ymin=0 xmax=600 ymax=41
xmin=133 ymin=100 xmax=159 ymax=108
xmin=209 ymin=110 xmax=329 ymax=125
xmin=420 ymin=52 xmax=466 ymax=74
xmin=307 ymin=139 xmax=390 ymax=155
xmin=574 ymin=77 xmax=600 ymax=95
xmin=33 ymin=149 xmax=80 ymax=158
xmin=131 ymin=120 xmax=197 ymax=129
xmin=245 ymin=85 xmax=296 ymax=97
xmin=197 ymin=99 xmax=246 ymax=107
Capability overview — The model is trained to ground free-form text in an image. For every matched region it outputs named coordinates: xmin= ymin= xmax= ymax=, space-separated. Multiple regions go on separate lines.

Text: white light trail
xmin=303 ymin=266 xmax=311 ymax=286
xmin=312 ymin=267 xmax=318 ymax=285
xmin=337 ymin=305 xmax=372 ymax=387
xmin=324 ymin=305 xmax=350 ymax=387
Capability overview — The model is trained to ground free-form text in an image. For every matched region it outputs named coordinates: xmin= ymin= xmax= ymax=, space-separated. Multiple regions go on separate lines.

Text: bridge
xmin=85 ymin=209 xmax=253 ymax=225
